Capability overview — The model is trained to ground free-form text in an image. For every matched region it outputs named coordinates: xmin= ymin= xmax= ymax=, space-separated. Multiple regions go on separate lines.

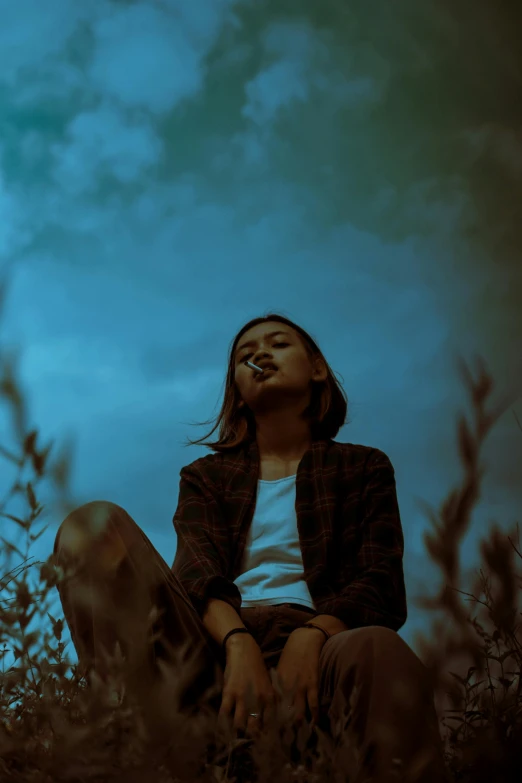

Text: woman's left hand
xmin=275 ymin=626 xmax=326 ymax=728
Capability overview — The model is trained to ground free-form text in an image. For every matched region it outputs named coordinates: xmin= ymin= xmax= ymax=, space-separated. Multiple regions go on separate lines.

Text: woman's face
xmin=232 ymin=322 xmax=326 ymax=415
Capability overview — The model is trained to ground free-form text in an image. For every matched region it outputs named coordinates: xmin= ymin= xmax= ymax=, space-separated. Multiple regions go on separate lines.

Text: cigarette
xmin=245 ymin=361 xmax=264 ymax=374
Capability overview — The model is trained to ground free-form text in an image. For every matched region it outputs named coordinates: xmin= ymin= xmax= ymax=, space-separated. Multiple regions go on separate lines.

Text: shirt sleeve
xmin=171 ymin=464 xmax=242 ymax=617
xmin=317 ymin=449 xmax=407 ymax=631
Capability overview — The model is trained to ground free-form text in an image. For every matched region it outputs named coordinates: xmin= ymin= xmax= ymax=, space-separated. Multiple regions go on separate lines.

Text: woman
xmin=53 ymin=313 xmax=447 ymax=782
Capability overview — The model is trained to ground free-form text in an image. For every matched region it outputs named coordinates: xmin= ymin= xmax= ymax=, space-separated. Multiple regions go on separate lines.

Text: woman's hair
xmin=183 ymin=312 xmax=349 ymax=452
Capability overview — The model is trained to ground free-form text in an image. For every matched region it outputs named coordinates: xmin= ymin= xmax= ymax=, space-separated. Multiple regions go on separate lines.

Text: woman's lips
xmin=256 ymin=367 xmax=277 ymax=380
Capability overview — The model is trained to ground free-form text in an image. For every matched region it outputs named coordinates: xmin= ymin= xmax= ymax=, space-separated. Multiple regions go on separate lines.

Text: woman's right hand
xmin=218 ymin=633 xmax=277 ymax=737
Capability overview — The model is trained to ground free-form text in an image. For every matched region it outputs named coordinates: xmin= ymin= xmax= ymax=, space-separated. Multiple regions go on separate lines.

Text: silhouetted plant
xmin=412 ymin=356 xmax=522 ymax=782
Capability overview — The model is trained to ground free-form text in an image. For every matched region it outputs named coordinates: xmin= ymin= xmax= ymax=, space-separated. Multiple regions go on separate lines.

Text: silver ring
xmin=248 ymin=713 xmax=259 ymax=718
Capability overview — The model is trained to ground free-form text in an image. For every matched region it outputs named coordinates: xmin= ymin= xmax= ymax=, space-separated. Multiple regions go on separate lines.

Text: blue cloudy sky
xmin=0 ymin=0 xmax=521 ymax=660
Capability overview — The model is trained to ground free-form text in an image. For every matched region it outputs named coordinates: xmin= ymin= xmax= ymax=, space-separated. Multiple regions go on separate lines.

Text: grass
xmin=0 ymin=280 xmax=521 ymax=781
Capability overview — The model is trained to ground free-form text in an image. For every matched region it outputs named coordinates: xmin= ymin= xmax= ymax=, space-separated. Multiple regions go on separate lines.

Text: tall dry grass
xmin=411 ymin=357 xmax=522 ymax=782
xmin=0 ymin=275 xmax=520 ymax=781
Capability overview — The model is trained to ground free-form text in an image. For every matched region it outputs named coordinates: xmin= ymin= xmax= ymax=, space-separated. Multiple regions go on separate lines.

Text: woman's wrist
xmin=304 ymin=614 xmax=348 ymax=636
xmin=292 ymin=625 xmax=328 ymax=644
xmin=224 ymin=629 xmax=255 ymax=652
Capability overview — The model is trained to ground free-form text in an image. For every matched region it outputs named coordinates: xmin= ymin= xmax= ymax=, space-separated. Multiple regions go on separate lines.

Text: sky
xmin=0 ymin=0 xmax=521 ymax=665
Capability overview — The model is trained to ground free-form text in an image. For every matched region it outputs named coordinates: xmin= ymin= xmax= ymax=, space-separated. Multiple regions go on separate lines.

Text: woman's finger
xmin=233 ymin=699 xmax=247 ymax=732
xmin=307 ymin=685 xmax=320 ymax=725
xmin=293 ymin=691 xmax=307 ymax=725
xmin=246 ymin=711 xmax=262 ymax=738
xmin=263 ymin=697 xmax=276 ymax=729
xmin=217 ymin=692 xmax=234 ymax=730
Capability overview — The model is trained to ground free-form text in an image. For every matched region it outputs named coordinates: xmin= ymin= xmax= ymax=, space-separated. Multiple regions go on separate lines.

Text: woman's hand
xmin=275 ymin=626 xmax=327 ymax=728
xmin=218 ymin=634 xmax=277 ymax=737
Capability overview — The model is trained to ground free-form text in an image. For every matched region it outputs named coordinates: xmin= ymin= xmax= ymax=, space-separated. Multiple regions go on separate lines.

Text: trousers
xmin=53 ymin=500 xmax=448 ymax=783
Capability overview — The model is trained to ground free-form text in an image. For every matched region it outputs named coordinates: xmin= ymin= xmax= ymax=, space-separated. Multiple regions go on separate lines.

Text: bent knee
xmin=54 ymin=500 xmax=126 ymax=556
xmin=361 ymin=626 xmax=427 ymax=672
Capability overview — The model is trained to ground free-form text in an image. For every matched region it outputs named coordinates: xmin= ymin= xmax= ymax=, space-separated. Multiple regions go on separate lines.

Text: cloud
xmin=0 ymin=159 xmax=35 ymax=259
xmin=0 ymin=0 xmax=93 ymax=87
xmin=241 ymin=20 xmax=321 ymax=126
xmin=261 ymin=20 xmax=384 ymax=103
xmin=224 ymin=19 xmax=385 ymax=176
xmin=51 ymin=104 xmax=164 ymax=194
xmin=88 ymin=0 xmax=239 ymax=113
xmin=242 ymin=58 xmax=310 ymax=126
xmin=0 ymin=0 xmax=242 ymax=261
xmin=398 ymin=177 xmax=472 ymax=239
xmin=464 ymin=124 xmax=522 ymax=180
xmin=1 ymin=0 xmax=239 ymax=112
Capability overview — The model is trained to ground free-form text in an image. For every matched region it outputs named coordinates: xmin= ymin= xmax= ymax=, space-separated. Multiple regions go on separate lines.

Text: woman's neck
xmin=253 ymin=410 xmax=313 ymax=463
xmin=257 ymin=439 xmax=311 ymax=464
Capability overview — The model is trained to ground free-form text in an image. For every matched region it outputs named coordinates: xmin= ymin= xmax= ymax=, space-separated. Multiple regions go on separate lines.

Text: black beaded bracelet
xmin=221 ymin=627 xmax=251 ymax=653
xmin=301 ymin=622 xmax=330 ymax=642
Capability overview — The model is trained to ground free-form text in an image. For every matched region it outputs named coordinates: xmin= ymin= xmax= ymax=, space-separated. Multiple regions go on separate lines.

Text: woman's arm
xmin=315 ymin=448 xmax=407 ymax=631
xmin=172 ymin=464 xmax=243 ymax=616
xmin=302 ymin=614 xmax=348 ymax=637
xmin=202 ymin=597 xmax=254 ymax=651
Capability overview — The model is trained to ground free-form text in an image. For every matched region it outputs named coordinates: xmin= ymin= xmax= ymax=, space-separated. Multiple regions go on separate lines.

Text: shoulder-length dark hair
xmin=183 ymin=312 xmax=349 ymax=452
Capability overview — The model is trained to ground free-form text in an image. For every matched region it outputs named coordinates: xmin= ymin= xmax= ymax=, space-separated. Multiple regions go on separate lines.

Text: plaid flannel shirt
xmin=172 ymin=437 xmax=407 ymax=631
